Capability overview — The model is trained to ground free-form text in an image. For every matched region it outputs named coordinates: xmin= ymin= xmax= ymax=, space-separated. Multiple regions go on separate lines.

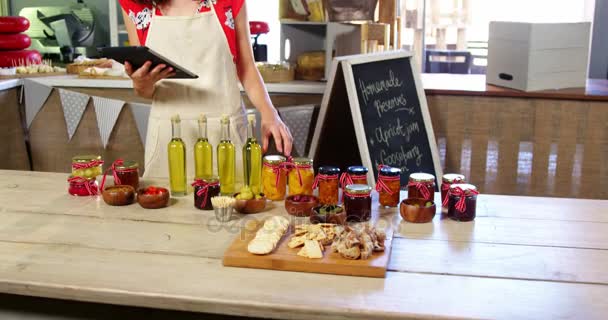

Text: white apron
xmin=143 ymin=2 xmax=246 ymax=184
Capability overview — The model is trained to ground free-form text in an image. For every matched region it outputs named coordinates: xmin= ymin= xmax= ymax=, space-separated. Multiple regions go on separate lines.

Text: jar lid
xmin=263 ymin=155 xmax=286 ymax=165
xmin=293 ymin=157 xmax=313 ymax=166
xmin=345 ymin=184 xmax=372 ymax=195
xmin=200 ymin=176 xmax=219 ymax=184
xmin=319 ymin=166 xmax=340 ymax=175
xmin=379 ymin=166 xmax=401 ymax=177
xmin=67 ymin=175 xmax=96 ymax=181
xmin=450 ymin=183 xmax=477 ymax=195
xmin=442 ymin=173 xmax=465 ymax=183
xmin=409 ymin=172 xmax=435 ymax=182
xmin=72 ymin=155 xmax=102 ymax=163
xmin=347 ymin=166 xmax=368 ymax=175
xmin=115 ymin=160 xmax=139 ymax=170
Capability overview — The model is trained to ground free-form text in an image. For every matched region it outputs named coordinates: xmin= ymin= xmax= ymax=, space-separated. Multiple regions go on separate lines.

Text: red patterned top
xmin=118 ymin=0 xmax=244 ymax=63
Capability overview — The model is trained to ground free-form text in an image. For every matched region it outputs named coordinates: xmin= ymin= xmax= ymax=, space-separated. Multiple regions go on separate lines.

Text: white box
xmin=486 ymin=21 xmax=591 ymax=91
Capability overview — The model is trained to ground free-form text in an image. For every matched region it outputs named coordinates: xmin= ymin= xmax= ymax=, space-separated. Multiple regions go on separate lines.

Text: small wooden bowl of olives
xmin=400 ymin=198 xmax=436 ymax=223
xmin=233 ymin=191 xmax=267 ymax=214
xmin=310 ymin=205 xmax=346 ymax=225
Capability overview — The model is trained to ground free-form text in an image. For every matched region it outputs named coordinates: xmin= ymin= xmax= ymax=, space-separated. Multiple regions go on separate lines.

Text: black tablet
xmin=99 ymin=46 xmax=198 ymax=79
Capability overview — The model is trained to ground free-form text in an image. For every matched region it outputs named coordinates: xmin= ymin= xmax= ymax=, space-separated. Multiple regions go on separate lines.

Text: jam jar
xmin=376 ymin=166 xmax=401 ymax=207
xmin=407 ymin=173 xmax=436 ymax=201
xmin=193 ymin=177 xmax=221 ymax=210
xmin=67 ymin=176 xmax=99 ymax=196
xmin=344 ymin=184 xmax=372 ymax=222
xmin=441 ymin=174 xmax=465 ymax=210
xmin=262 ymin=155 xmax=287 ymax=201
xmin=288 ymin=158 xmax=314 ymax=196
xmin=114 ymin=160 xmax=140 ymax=190
xmin=72 ymin=155 xmax=103 ymax=179
xmin=340 ymin=166 xmax=368 ymax=187
xmin=447 ymin=184 xmax=479 ymax=221
xmin=314 ymin=166 xmax=340 ymax=205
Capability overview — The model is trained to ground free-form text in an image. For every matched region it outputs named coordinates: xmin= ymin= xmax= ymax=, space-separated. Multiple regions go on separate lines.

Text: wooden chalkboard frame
xmin=310 ymin=51 xmax=443 ymax=187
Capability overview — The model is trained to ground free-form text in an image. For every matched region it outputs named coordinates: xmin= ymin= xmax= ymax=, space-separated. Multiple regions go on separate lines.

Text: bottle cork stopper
xmin=247 ymin=114 xmax=256 ymax=122
xmin=221 ymin=114 xmax=229 ymax=123
xmin=171 ymin=114 xmax=181 ymax=122
xmin=199 ymin=113 xmax=207 ymax=123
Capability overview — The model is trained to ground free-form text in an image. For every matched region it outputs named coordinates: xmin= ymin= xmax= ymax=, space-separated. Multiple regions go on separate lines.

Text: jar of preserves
xmin=113 ymin=160 xmax=140 ymax=190
xmin=340 ymin=166 xmax=368 ymax=188
xmin=192 ymin=177 xmax=221 ymax=210
xmin=441 ymin=174 xmax=465 ymax=210
xmin=376 ymin=166 xmax=401 ymax=207
xmin=262 ymin=155 xmax=287 ymax=201
xmin=314 ymin=166 xmax=340 ymax=205
xmin=447 ymin=184 xmax=479 ymax=221
xmin=407 ymin=173 xmax=436 ymax=201
xmin=288 ymin=157 xmax=314 ymax=196
xmin=67 ymin=176 xmax=99 ymax=196
xmin=344 ymin=184 xmax=372 ymax=222
xmin=72 ymin=155 xmax=104 ymax=179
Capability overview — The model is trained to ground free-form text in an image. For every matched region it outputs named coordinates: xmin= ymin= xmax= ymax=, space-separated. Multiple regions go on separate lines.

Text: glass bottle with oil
xmin=194 ymin=114 xmax=213 ymax=179
xmin=217 ymin=115 xmax=235 ymax=195
xmin=168 ymin=114 xmax=187 ymax=196
xmin=242 ymin=114 xmax=262 ymax=194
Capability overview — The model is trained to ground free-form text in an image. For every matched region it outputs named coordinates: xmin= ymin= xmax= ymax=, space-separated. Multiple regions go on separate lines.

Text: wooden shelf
xmin=280 ymin=20 xmax=328 ymax=26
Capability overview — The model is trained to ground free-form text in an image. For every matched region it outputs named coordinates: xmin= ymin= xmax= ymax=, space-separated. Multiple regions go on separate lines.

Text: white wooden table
xmin=0 ymin=170 xmax=607 ymax=319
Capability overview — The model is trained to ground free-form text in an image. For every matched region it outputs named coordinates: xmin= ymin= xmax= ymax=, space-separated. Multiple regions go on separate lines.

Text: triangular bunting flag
xmin=24 ymin=79 xmax=53 ymax=128
xmin=130 ymin=103 xmax=151 ymax=146
xmin=59 ymin=89 xmax=90 ymax=140
xmin=93 ymin=96 xmax=125 ymax=148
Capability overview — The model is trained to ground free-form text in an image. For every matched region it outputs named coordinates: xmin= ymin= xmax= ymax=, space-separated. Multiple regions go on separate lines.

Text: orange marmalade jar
xmin=376 ymin=166 xmax=401 ymax=207
xmin=407 ymin=173 xmax=436 ymax=201
xmin=340 ymin=166 xmax=369 ymax=187
xmin=314 ymin=166 xmax=340 ymax=205
xmin=262 ymin=155 xmax=287 ymax=201
xmin=288 ymin=158 xmax=314 ymax=196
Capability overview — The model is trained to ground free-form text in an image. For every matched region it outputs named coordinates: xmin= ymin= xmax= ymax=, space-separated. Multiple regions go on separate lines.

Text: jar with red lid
xmin=344 ymin=184 xmax=372 ymax=222
xmin=376 ymin=166 xmax=401 ymax=207
xmin=447 ymin=184 xmax=479 ymax=221
xmin=192 ymin=177 xmax=221 ymax=210
xmin=441 ymin=174 xmax=465 ymax=210
xmin=67 ymin=176 xmax=99 ymax=196
xmin=114 ymin=160 xmax=140 ymax=190
xmin=314 ymin=166 xmax=340 ymax=205
xmin=407 ymin=173 xmax=436 ymax=201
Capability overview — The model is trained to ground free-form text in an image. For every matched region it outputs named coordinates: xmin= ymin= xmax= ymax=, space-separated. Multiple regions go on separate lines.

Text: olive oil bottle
xmin=243 ymin=114 xmax=262 ymax=194
xmin=168 ymin=114 xmax=187 ymax=196
xmin=194 ymin=114 xmax=213 ymax=179
xmin=217 ymin=115 xmax=236 ymax=195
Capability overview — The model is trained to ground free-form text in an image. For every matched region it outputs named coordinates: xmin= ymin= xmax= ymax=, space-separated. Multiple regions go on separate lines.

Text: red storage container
xmin=0 ymin=50 xmax=41 ymax=67
xmin=0 ymin=17 xmax=30 ymax=34
xmin=0 ymin=33 xmax=31 ymax=50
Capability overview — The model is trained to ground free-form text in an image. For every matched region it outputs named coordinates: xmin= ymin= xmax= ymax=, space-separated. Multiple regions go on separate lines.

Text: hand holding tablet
xmin=99 ymin=46 xmax=199 ymax=79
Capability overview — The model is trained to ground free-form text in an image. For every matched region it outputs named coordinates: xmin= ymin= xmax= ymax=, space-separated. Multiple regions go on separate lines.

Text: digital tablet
xmin=99 ymin=46 xmax=198 ymax=79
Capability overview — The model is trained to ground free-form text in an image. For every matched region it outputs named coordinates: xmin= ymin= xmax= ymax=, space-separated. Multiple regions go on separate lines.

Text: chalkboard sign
xmin=310 ymin=51 xmax=442 ymax=188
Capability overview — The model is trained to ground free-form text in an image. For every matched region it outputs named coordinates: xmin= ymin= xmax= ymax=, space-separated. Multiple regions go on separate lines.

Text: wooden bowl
xmin=400 ymin=198 xmax=436 ymax=223
xmin=310 ymin=205 xmax=347 ymax=225
xmin=233 ymin=193 xmax=267 ymax=214
xmin=102 ymin=185 xmax=135 ymax=206
xmin=285 ymin=195 xmax=319 ymax=217
xmin=137 ymin=186 xmax=170 ymax=209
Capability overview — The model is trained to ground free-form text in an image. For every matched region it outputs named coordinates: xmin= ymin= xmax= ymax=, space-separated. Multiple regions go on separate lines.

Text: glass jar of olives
xmin=72 ymin=155 xmax=104 ymax=179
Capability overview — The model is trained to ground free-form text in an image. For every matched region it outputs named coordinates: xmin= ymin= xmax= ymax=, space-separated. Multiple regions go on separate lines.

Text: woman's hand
xmin=125 ymin=61 xmax=175 ymax=99
xmin=260 ymin=109 xmax=293 ymax=156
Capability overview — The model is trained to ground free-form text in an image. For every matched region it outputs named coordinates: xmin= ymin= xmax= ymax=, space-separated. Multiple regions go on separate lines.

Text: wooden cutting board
xmin=223 ymin=220 xmax=394 ymax=278
xmin=0 ymin=72 xmax=67 ymax=79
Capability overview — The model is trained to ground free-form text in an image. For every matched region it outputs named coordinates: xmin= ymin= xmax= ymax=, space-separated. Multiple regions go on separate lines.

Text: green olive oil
xmin=217 ymin=115 xmax=236 ymax=195
xmin=168 ymin=114 xmax=187 ymax=196
xmin=243 ymin=114 xmax=262 ymax=194
xmin=194 ymin=114 xmax=213 ymax=179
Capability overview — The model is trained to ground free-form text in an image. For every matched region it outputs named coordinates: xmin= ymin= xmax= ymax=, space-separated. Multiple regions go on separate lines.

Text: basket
xmin=257 ymin=63 xmax=296 ymax=83
xmin=326 ymin=0 xmax=378 ymax=21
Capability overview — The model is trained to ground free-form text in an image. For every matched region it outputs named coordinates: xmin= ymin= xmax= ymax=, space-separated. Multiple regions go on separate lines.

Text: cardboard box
xmin=486 ymin=21 xmax=591 ymax=91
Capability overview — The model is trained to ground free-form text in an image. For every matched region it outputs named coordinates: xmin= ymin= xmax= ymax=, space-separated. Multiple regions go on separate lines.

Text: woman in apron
xmin=118 ymin=0 xmax=293 ymax=181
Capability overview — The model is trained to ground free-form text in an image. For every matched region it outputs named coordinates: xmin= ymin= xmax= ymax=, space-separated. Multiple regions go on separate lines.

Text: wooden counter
xmin=0 ymin=170 xmax=607 ymax=319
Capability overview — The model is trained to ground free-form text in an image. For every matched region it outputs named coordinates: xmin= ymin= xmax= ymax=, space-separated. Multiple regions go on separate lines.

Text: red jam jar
xmin=441 ymin=174 xmax=465 ymax=210
xmin=114 ymin=160 xmax=140 ymax=191
xmin=407 ymin=173 xmax=436 ymax=201
xmin=192 ymin=177 xmax=221 ymax=210
xmin=68 ymin=176 xmax=99 ymax=196
xmin=314 ymin=166 xmax=340 ymax=205
xmin=376 ymin=166 xmax=401 ymax=207
xmin=447 ymin=183 xmax=479 ymax=222
xmin=344 ymin=184 xmax=372 ymax=222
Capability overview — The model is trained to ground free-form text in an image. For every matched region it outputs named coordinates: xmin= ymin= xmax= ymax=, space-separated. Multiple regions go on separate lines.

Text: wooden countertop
xmin=0 ymin=170 xmax=607 ymax=319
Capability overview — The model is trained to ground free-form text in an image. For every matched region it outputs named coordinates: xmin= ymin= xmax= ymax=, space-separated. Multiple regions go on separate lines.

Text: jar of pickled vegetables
xmin=407 ymin=173 xmax=436 ymax=201
xmin=376 ymin=165 xmax=401 ymax=207
xmin=441 ymin=174 xmax=465 ymax=210
xmin=72 ymin=155 xmax=104 ymax=179
xmin=340 ymin=166 xmax=368 ymax=187
xmin=314 ymin=166 xmax=340 ymax=205
xmin=288 ymin=157 xmax=314 ymax=196
xmin=344 ymin=184 xmax=372 ymax=222
xmin=262 ymin=155 xmax=287 ymax=201
xmin=447 ymin=184 xmax=479 ymax=221
xmin=113 ymin=160 xmax=140 ymax=190
xmin=67 ymin=176 xmax=99 ymax=196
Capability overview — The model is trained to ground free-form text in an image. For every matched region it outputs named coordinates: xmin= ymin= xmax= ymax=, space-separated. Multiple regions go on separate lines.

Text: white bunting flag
xmin=24 ymin=79 xmax=53 ymax=128
xmin=93 ymin=96 xmax=125 ymax=148
xmin=129 ymin=103 xmax=151 ymax=145
xmin=59 ymin=89 xmax=90 ymax=140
